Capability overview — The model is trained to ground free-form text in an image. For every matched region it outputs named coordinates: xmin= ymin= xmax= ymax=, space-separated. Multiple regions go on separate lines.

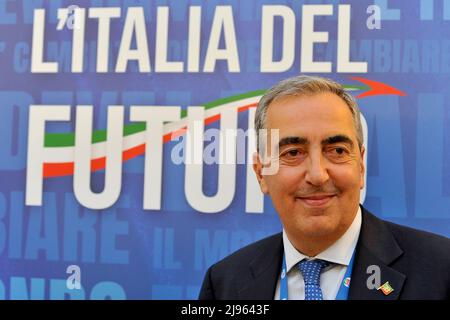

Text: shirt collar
xmin=282 ymin=206 xmax=362 ymax=273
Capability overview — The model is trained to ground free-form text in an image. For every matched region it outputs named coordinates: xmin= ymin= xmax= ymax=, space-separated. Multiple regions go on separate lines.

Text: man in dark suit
xmin=198 ymin=75 xmax=450 ymax=300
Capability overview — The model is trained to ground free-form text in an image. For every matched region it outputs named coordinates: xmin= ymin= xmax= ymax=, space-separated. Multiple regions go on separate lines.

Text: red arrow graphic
xmin=350 ymin=76 xmax=407 ymax=98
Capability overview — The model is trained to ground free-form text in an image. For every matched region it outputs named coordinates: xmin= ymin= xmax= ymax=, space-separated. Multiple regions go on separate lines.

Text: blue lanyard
xmin=279 ymin=250 xmax=356 ymax=300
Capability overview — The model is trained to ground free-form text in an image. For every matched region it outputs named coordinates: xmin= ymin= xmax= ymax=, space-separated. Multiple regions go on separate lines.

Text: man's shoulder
xmin=209 ymin=232 xmax=282 ymax=273
xmin=383 ymin=218 xmax=450 ymax=255
xmin=363 ymin=208 xmax=450 ymax=266
xmin=199 ymin=233 xmax=283 ymax=299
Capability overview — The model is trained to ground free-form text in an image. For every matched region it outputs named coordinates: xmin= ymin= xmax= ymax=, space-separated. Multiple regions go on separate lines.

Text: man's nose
xmin=304 ymin=152 xmax=330 ymax=186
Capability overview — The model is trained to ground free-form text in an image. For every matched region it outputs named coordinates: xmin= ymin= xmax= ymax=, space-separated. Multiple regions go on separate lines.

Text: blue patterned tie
xmin=298 ymin=259 xmax=329 ymax=300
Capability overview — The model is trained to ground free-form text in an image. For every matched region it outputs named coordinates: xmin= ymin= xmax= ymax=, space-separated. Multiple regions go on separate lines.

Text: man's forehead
xmin=265 ymin=93 xmax=357 ymax=140
xmin=271 ymin=123 xmax=358 ymax=143
xmin=266 ymin=92 xmax=354 ymax=123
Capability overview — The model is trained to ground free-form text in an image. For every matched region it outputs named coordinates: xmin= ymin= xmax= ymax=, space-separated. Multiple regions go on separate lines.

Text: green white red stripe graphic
xmin=42 ymin=77 xmax=406 ymax=179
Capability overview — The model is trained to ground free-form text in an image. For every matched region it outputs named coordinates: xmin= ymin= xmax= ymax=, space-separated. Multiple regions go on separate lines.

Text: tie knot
xmin=298 ymin=259 xmax=329 ymax=286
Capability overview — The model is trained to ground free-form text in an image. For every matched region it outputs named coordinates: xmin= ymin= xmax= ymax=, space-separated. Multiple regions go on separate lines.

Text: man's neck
xmin=286 ymin=210 xmax=359 ymax=257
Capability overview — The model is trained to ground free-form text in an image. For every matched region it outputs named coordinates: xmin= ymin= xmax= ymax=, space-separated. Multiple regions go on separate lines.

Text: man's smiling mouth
xmin=296 ymin=194 xmax=336 ymax=207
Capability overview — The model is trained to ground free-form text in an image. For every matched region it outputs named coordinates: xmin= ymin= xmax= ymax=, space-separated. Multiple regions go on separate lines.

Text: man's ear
xmin=253 ymin=152 xmax=269 ymax=194
xmin=359 ymin=146 xmax=366 ymax=190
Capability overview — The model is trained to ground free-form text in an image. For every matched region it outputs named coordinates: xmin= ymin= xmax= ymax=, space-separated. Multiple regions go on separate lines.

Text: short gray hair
xmin=255 ymin=75 xmax=363 ymax=152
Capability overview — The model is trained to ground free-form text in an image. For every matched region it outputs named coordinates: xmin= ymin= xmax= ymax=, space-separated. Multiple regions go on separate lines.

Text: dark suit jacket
xmin=198 ymin=206 xmax=450 ymax=300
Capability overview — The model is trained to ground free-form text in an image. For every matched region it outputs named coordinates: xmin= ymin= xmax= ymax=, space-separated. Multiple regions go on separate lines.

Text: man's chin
xmin=296 ymin=217 xmax=338 ymax=238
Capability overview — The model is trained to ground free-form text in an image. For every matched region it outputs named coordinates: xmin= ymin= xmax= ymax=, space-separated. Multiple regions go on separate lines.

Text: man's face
xmin=254 ymin=92 xmax=365 ymax=242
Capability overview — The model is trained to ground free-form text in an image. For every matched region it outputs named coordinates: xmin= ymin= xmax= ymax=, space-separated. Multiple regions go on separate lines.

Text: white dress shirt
xmin=274 ymin=207 xmax=362 ymax=300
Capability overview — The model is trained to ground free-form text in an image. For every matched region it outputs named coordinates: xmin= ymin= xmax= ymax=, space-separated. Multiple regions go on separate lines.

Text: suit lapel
xmin=237 ymin=233 xmax=283 ymax=299
xmin=349 ymin=207 xmax=406 ymax=300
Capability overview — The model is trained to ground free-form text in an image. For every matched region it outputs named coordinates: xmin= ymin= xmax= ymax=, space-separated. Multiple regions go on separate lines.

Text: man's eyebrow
xmin=321 ymin=135 xmax=355 ymax=148
xmin=278 ymin=136 xmax=308 ymax=149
